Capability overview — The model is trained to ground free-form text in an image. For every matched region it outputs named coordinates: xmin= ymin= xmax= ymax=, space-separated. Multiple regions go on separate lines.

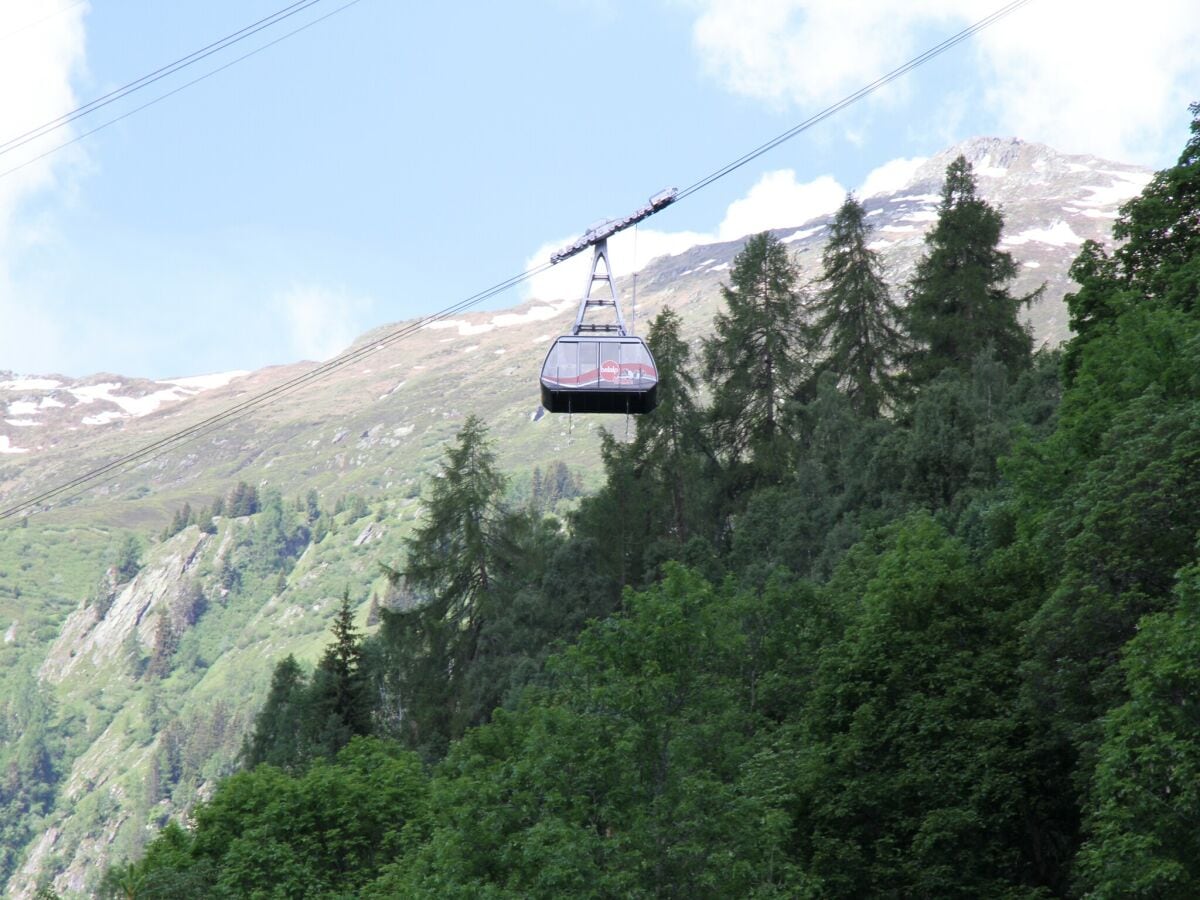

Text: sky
xmin=0 ymin=0 xmax=1197 ymax=380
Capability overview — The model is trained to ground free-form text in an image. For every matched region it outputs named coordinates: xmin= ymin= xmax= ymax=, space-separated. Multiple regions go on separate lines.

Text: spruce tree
xmin=811 ymin=194 xmax=906 ymax=417
xmin=244 ymin=654 xmax=308 ymax=769
xmin=906 ymin=155 xmax=1037 ymax=384
xmin=631 ymin=306 xmax=707 ymax=548
xmin=703 ymin=231 xmax=807 ymax=484
xmin=379 ymin=415 xmax=507 ymax=755
xmin=398 ymin=415 xmax=503 ymax=620
xmin=308 ymin=590 xmax=371 ymax=755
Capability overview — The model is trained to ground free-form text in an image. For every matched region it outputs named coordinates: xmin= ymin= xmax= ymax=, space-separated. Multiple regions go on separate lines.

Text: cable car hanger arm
xmin=549 ymin=188 xmax=677 ymax=265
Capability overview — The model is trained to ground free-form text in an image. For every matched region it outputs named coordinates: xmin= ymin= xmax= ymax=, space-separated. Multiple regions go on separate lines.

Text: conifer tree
xmin=378 ymin=415 xmax=507 ymax=755
xmin=906 ymin=155 xmax=1037 ymax=384
xmin=244 ymin=654 xmax=308 ymax=769
xmin=811 ymin=194 xmax=906 ymax=417
xmin=397 ymin=415 xmax=504 ymax=621
xmin=631 ymin=306 xmax=707 ymax=547
xmin=114 ymin=534 xmax=142 ymax=583
xmin=704 ymin=232 xmax=807 ymax=483
xmin=308 ymin=590 xmax=371 ymax=754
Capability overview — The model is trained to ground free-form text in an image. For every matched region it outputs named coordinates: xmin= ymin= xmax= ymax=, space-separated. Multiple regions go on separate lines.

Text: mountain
xmin=0 ymin=137 xmax=1152 ymax=896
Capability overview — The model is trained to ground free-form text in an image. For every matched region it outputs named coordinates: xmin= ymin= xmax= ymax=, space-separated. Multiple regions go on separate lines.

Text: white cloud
xmin=0 ymin=1 xmax=89 ymax=244
xmin=687 ymin=0 xmax=1200 ymax=165
xmin=690 ymin=0 xmax=957 ymax=111
xmin=0 ymin=2 xmax=88 ymax=375
xmin=716 ymin=170 xmax=843 ymax=239
xmin=275 ymin=285 xmax=374 ymax=361
xmin=859 ymin=156 xmax=927 ymax=198
xmin=972 ymin=1 xmax=1200 ymax=163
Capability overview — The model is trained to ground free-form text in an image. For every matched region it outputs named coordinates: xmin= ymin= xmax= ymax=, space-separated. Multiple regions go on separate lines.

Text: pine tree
xmin=399 ymin=415 xmax=504 ymax=619
xmin=631 ymin=306 xmax=707 ymax=547
xmin=378 ymin=415 xmax=507 ymax=755
xmin=114 ymin=534 xmax=142 ymax=583
xmin=811 ymin=194 xmax=906 ymax=417
xmin=906 ymin=155 xmax=1037 ymax=384
xmin=530 ymin=466 xmax=544 ymax=512
xmin=226 ymin=481 xmax=259 ymax=518
xmin=308 ymin=590 xmax=371 ymax=755
xmin=244 ymin=655 xmax=308 ymax=769
xmin=704 ymin=232 xmax=808 ymax=483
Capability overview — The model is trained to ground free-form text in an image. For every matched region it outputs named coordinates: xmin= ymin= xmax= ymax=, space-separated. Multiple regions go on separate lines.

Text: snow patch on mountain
xmin=0 ymin=436 xmax=29 ymax=454
xmin=1077 ymin=171 xmax=1152 ymax=207
xmin=783 ymin=227 xmax=821 ymax=243
xmin=70 ymin=384 xmax=189 ymax=418
xmin=0 ymin=377 xmax=62 ymax=391
xmin=1003 ymin=220 xmax=1084 ymax=247
xmin=426 ymin=301 xmax=575 ymax=338
xmin=162 ymin=371 xmax=248 ymax=391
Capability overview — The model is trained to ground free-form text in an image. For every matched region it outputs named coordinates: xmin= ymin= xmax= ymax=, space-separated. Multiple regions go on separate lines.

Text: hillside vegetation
xmin=10 ymin=107 xmax=1200 ymax=897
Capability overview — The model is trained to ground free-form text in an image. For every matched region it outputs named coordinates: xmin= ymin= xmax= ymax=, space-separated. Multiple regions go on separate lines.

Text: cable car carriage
xmin=539 ymin=189 xmax=676 ymax=416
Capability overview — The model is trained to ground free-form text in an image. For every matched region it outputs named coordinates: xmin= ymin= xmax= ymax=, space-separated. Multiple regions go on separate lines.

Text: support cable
xmin=0 ymin=0 xmax=333 ymax=161
xmin=0 ymin=0 xmax=365 ymax=184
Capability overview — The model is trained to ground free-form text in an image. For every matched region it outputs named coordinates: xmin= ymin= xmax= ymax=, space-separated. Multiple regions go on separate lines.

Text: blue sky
xmin=1 ymin=0 xmax=1197 ymax=379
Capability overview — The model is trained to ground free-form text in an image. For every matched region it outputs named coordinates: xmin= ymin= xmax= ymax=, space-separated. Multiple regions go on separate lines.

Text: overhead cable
xmin=0 ymin=0 xmax=365 ymax=184
xmin=0 ymin=0 xmax=332 ymax=161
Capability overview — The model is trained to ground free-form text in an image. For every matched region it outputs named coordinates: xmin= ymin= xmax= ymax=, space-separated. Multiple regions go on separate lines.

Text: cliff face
xmin=4 ymin=505 xmax=412 ymax=898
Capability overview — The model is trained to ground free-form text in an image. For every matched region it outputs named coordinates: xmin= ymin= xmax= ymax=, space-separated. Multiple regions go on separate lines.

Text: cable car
xmin=539 ymin=234 xmax=659 ymax=415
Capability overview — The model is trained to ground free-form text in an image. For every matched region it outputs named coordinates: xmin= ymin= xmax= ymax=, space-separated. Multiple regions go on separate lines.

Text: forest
xmin=90 ymin=105 xmax=1200 ymax=898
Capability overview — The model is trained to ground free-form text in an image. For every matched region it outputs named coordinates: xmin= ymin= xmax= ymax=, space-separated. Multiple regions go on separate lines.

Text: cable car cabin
xmin=540 ymin=335 xmax=658 ymax=415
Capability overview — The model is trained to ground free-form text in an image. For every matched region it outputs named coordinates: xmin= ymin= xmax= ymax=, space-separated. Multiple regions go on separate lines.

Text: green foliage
xmin=307 ymin=590 xmax=372 ymax=756
xmin=225 ymin=481 xmax=260 ymax=518
xmin=528 ymin=460 xmax=582 ymax=513
xmin=1109 ymin=103 xmax=1200 ymax=307
xmin=375 ymin=415 xmax=509 ymax=756
xmin=242 ymin=655 xmax=308 ymax=770
xmin=387 ymin=566 xmax=807 ymax=897
xmin=0 ymin=670 xmax=65 ymax=885
xmin=1076 ymin=565 xmax=1200 ymax=898
xmin=106 ymin=738 xmax=428 ymax=898
xmin=906 ymin=155 xmax=1036 ymax=384
xmin=244 ymin=592 xmax=371 ymax=769
xmin=114 ymin=533 xmax=142 ymax=584
xmin=785 ymin=515 xmax=1055 ymax=896
xmin=565 ymin=309 xmax=721 ymax=600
